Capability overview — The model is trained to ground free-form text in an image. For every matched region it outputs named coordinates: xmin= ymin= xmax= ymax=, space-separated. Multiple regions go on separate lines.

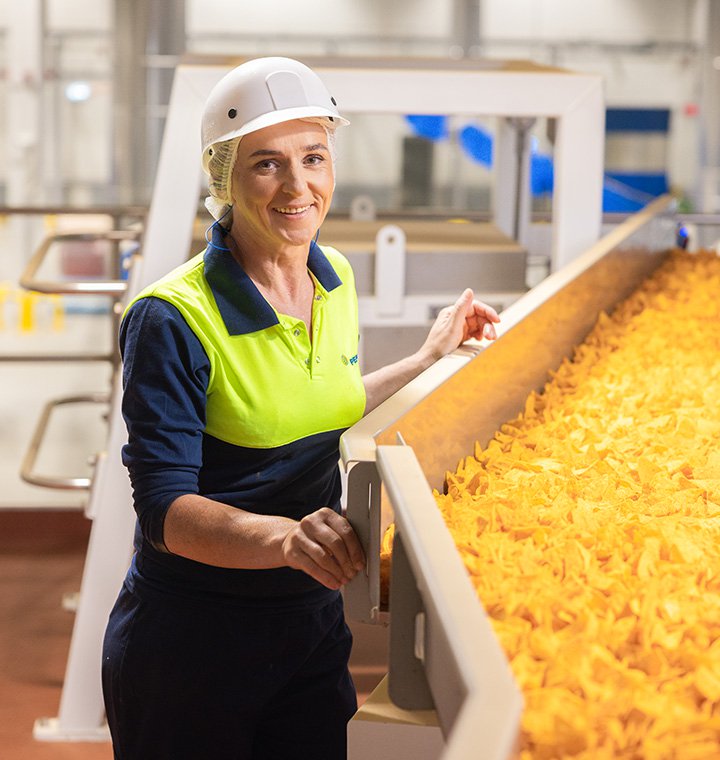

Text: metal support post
xmin=493 ymin=116 xmax=534 ymax=250
xmin=5 ymin=0 xmax=45 ymax=283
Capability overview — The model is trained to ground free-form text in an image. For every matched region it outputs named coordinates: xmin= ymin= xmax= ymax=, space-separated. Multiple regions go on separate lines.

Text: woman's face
xmin=230 ymin=119 xmax=334 ymax=253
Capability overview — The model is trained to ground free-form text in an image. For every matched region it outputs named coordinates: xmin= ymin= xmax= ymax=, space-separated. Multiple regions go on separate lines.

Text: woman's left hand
xmin=420 ymin=288 xmax=500 ymax=362
xmin=280 ymin=508 xmax=366 ymax=590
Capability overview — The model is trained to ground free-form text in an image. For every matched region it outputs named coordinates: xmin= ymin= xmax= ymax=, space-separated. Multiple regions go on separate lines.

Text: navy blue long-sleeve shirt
xmin=120 ymin=231 xmax=365 ymax=609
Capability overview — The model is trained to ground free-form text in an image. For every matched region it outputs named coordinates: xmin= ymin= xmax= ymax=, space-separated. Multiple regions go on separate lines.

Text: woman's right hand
xmin=419 ymin=288 xmax=500 ymax=363
xmin=280 ymin=508 xmax=366 ymax=590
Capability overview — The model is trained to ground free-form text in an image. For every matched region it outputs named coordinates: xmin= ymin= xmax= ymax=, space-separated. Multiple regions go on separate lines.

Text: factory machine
xmin=341 ymin=195 xmax=677 ymax=759
xmin=34 ymin=56 xmax=606 ymax=742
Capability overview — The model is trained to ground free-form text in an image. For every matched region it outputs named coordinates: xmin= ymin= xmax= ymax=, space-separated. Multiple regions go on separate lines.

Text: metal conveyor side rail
xmin=376 ymin=445 xmax=523 ymax=760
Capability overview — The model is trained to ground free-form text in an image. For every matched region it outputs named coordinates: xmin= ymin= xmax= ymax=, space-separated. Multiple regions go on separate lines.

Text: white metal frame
xmin=36 ymin=57 xmax=604 ymax=741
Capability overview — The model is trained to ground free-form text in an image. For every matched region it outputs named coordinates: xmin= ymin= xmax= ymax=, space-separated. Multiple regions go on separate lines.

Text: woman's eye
xmin=305 ymin=154 xmax=325 ymax=166
xmin=255 ymin=160 xmax=277 ymax=171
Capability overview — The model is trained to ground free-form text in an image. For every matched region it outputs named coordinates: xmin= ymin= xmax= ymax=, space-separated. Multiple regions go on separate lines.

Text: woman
xmin=102 ymin=57 xmax=499 ymax=760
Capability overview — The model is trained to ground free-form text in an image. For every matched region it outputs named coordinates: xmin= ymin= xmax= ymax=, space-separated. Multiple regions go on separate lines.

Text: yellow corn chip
xmin=422 ymin=251 xmax=720 ymax=757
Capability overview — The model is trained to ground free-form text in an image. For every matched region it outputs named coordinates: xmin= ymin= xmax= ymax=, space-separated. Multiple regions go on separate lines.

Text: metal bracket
xmin=388 ymin=531 xmax=434 ymax=711
xmin=350 ymin=194 xmax=377 ymax=221
xmin=343 ymin=461 xmax=386 ymax=624
xmin=33 ymin=717 xmax=110 ymax=743
xmin=375 ymin=224 xmax=407 ymax=317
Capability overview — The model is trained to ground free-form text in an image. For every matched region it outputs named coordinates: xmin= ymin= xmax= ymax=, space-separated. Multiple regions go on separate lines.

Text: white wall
xmin=482 ymin=0 xmax=701 ymax=44
xmin=188 ymin=0 xmax=452 ymax=40
xmin=45 ymin=0 xmax=111 ymax=31
xmin=0 ymin=0 xmax=111 ymax=31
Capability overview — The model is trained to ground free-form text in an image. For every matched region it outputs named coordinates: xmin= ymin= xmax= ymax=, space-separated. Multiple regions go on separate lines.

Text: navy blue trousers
xmin=102 ymin=584 xmax=356 ymax=760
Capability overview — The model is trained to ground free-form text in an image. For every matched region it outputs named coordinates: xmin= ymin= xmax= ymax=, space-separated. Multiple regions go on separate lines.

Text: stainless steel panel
xmin=361 ymin=325 xmax=431 ymax=374
xmin=323 ymin=219 xmax=528 ymax=296
xmin=347 ymin=250 xmax=528 ymax=296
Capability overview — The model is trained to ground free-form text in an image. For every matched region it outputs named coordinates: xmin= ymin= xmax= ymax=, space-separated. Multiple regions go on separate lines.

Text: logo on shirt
xmin=341 ymin=354 xmax=358 ymax=366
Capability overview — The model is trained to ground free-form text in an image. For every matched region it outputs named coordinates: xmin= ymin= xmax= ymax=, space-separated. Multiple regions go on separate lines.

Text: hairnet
xmin=204 ymin=118 xmax=338 ymax=226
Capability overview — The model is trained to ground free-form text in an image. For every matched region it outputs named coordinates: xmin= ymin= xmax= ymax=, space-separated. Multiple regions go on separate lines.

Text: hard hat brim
xmin=202 ymin=106 xmax=350 ymax=172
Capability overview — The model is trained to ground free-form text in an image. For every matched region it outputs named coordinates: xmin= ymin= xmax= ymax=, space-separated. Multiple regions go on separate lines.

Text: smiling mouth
xmin=274 ymin=205 xmax=313 ymax=215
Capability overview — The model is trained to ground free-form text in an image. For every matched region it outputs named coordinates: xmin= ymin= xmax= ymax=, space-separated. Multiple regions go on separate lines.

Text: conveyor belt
xmin=435 ymin=246 xmax=720 ymax=757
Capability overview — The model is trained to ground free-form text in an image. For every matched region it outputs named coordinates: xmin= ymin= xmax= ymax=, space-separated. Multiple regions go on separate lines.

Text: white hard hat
xmin=201 ymin=57 xmax=349 ymax=172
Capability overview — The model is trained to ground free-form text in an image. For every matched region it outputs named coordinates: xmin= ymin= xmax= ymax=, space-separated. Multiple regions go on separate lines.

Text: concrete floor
xmin=0 ymin=510 xmax=112 ymax=759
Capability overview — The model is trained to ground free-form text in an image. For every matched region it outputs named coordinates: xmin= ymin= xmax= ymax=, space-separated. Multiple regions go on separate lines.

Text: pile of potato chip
xmin=435 ymin=251 xmax=720 ymax=758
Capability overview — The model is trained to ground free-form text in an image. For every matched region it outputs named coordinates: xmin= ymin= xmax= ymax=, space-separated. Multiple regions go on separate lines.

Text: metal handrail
xmin=20 ymin=392 xmax=111 ymax=491
xmin=0 ymin=204 xmax=147 ymax=218
xmin=19 ymin=230 xmax=140 ymax=296
xmin=14 ymin=228 xmax=138 ymax=493
xmin=0 ymin=353 xmax=114 ymax=363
